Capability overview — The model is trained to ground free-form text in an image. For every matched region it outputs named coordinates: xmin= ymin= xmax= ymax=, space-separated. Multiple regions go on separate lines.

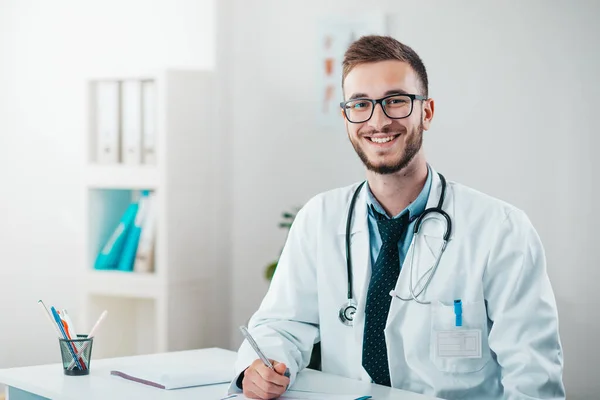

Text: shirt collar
xmin=366 ymin=165 xmax=433 ymax=221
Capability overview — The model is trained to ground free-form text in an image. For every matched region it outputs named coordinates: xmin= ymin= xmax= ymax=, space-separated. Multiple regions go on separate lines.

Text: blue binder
xmin=94 ymin=203 xmax=139 ymax=270
xmin=118 ymin=192 xmax=149 ymax=272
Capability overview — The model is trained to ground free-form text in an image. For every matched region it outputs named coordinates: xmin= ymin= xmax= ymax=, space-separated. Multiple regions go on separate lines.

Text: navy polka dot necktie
xmin=362 ymin=211 xmax=409 ymax=387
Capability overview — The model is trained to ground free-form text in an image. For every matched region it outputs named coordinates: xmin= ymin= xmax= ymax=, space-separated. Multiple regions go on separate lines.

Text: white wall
xmin=1 ymin=0 xmax=598 ymax=398
xmin=222 ymin=1 xmax=599 ymax=398
xmin=0 ymin=0 xmax=217 ymax=369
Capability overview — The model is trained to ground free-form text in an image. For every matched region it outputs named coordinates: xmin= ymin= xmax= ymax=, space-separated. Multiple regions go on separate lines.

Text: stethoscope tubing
xmin=340 ymin=173 xmax=452 ymax=324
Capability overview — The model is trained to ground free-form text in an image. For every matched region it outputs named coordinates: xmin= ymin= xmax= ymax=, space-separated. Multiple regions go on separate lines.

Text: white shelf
xmin=82 ymin=70 xmax=223 ymax=358
xmin=85 ymin=164 xmax=159 ymax=189
xmin=85 ymin=270 xmax=163 ymax=299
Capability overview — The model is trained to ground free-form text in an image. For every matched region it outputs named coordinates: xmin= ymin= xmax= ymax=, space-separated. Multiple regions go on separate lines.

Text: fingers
xmin=243 ymin=389 xmax=271 ymax=400
xmin=243 ymin=372 xmax=284 ymax=400
xmin=243 ymin=385 xmax=275 ymax=400
xmin=242 ymin=359 xmax=290 ymax=400
xmin=255 ymin=363 xmax=289 ymax=387
xmin=243 ymin=389 xmax=265 ymax=399
xmin=273 ymin=361 xmax=290 ymax=380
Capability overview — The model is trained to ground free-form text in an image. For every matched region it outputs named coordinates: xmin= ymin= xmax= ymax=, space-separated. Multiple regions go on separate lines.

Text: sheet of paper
xmin=221 ymin=393 xmax=371 ymax=400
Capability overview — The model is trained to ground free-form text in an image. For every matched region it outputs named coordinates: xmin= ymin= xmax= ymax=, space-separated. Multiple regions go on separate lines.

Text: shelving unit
xmin=85 ymin=269 xmax=161 ymax=298
xmin=85 ymin=164 xmax=159 ymax=189
xmin=82 ymin=70 xmax=222 ymax=359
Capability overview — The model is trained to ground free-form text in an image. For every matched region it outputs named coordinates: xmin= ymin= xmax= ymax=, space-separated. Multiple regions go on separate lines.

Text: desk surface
xmin=0 ymin=348 xmax=440 ymax=400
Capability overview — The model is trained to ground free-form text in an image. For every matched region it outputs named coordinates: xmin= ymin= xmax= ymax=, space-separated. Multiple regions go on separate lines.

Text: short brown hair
xmin=342 ymin=35 xmax=429 ymax=97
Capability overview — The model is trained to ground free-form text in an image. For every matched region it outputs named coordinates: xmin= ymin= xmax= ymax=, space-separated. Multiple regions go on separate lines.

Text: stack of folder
xmin=95 ymin=80 xmax=156 ymax=165
xmin=94 ymin=191 xmax=156 ymax=273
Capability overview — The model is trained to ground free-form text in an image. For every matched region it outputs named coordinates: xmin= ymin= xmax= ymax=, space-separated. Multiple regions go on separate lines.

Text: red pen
xmin=58 ymin=310 xmax=87 ymax=370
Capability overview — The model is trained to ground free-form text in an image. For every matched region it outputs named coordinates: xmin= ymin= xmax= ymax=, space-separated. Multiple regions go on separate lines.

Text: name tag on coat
xmin=436 ymin=329 xmax=482 ymax=358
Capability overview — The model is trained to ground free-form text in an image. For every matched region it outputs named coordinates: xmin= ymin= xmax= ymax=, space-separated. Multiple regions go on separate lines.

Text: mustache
xmin=359 ymin=126 xmax=407 ymax=136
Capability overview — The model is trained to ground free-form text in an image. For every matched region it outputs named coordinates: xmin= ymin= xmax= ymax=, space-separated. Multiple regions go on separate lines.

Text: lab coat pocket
xmin=429 ymin=299 xmax=491 ymax=373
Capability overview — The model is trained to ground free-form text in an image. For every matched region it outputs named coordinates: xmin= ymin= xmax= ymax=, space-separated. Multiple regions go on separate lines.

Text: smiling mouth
xmin=366 ymin=134 xmax=400 ymax=143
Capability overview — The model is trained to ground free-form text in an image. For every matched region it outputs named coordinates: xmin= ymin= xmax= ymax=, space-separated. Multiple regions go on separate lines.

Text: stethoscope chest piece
xmin=338 ymin=299 xmax=357 ymax=326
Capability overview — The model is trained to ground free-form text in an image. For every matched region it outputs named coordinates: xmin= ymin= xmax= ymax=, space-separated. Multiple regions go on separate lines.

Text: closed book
xmin=133 ymin=192 xmax=156 ymax=273
xmin=110 ymin=349 xmax=234 ymax=390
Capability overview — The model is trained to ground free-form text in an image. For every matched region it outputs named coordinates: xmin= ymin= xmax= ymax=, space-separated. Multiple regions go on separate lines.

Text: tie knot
xmin=376 ymin=212 xmax=409 ymax=244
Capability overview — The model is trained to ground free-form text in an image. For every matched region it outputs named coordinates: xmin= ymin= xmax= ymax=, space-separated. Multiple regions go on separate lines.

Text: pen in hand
xmin=239 ymin=326 xmax=290 ymax=399
xmin=239 ymin=326 xmax=275 ymax=371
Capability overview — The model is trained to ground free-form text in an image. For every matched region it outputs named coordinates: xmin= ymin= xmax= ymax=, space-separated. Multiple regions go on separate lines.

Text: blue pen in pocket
xmin=454 ymin=299 xmax=463 ymax=327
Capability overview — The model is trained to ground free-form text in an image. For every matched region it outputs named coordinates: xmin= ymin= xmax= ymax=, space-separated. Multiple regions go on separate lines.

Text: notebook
xmin=110 ymin=349 xmax=235 ymax=390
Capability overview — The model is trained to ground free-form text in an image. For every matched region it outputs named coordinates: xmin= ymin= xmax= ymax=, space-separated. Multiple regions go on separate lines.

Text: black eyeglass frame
xmin=339 ymin=93 xmax=428 ymax=123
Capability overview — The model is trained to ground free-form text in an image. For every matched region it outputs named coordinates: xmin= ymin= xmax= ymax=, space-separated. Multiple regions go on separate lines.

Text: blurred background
xmin=0 ymin=0 xmax=598 ymax=399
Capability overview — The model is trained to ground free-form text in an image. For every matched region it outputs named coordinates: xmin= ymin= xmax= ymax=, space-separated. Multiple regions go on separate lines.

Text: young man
xmin=229 ymin=35 xmax=565 ymax=400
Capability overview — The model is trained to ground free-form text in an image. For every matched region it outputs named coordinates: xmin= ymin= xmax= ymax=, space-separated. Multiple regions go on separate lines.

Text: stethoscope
xmin=338 ymin=173 xmax=452 ymax=326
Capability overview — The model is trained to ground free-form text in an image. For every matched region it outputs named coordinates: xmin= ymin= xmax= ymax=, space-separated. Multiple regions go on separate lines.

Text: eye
xmin=386 ymin=97 xmax=409 ymax=105
xmin=351 ymin=101 xmax=370 ymax=109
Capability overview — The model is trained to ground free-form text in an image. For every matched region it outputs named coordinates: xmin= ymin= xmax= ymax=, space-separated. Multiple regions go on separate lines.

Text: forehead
xmin=343 ymin=60 xmax=420 ymax=98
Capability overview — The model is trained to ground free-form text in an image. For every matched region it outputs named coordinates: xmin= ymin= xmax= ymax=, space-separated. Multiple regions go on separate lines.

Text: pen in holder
xmin=59 ymin=335 xmax=94 ymax=376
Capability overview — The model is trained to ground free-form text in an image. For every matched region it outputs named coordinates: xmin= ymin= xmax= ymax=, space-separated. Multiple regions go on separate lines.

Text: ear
xmin=422 ymin=98 xmax=435 ymax=130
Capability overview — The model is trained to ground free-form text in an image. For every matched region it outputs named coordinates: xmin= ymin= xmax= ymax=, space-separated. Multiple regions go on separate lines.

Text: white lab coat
xmin=231 ymin=168 xmax=565 ymax=400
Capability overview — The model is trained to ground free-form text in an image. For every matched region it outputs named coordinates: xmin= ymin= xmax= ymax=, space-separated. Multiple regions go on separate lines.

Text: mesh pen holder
xmin=59 ymin=335 xmax=94 ymax=376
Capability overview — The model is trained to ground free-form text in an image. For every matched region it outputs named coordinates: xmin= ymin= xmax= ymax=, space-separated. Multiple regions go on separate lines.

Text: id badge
xmin=436 ymin=329 xmax=482 ymax=358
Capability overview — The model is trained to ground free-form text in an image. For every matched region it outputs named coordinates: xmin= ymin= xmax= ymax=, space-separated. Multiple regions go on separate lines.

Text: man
xmin=229 ymin=35 xmax=565 ymax=400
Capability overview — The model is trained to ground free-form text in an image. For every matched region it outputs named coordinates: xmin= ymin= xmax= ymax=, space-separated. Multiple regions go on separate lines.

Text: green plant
xmin=264 ymin=208 xmax=300 ymax=281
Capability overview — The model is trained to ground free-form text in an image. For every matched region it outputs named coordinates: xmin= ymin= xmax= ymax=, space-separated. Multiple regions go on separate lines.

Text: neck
xmin=366 ymin=155 xmax=429 ymax=217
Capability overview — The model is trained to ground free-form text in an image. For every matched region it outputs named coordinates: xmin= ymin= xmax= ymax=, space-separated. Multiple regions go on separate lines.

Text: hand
xmin=242 ymin=359 xmax=290 ymax=400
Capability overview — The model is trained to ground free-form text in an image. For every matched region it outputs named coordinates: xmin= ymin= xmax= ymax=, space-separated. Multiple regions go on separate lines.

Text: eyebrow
xmin=384 ymin=89 xmax=409 ymax=96
xmin=348 ymin=89 xmax=410 ymax=101
xmin=348 ymin=92 xmax=369 ymax=100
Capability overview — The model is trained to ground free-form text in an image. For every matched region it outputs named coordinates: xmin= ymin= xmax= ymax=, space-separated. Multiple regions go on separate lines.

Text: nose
xmin=367 ymin=102 xmax=392 ymax=130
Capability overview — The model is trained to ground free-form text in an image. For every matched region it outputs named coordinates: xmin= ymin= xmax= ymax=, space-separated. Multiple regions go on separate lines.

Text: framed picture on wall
xmin=317 ymin=12 xmax=388 ymax=128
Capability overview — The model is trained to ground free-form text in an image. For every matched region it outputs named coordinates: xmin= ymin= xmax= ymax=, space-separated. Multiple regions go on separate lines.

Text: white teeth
xmin=371 ymin=136 xmax=395 ymax=143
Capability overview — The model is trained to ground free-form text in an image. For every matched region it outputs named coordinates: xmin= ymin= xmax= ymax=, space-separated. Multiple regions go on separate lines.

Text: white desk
xmin=0 ymin=348 xmax=441 ymax=400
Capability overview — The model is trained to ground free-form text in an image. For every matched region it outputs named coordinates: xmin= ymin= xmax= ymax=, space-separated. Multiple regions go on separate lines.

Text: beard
xmin=350 ymin=121 xmax=424 ymax=175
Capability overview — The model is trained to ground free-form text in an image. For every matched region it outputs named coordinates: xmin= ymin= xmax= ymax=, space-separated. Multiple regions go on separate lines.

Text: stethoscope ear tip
xmin=389 ymin=290 xmax=397 ymax=298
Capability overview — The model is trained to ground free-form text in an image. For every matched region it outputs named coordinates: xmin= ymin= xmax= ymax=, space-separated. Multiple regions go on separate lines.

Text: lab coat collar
xmin=422 ymin=166 xmax=456 ymax=240
xmin=337 ymin=166 xmax=455 ymax=240
xmin=337 ymin=182 xmax=369 ymax=236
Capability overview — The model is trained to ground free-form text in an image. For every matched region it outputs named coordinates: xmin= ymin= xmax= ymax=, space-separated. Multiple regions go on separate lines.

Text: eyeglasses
xmin=340 ymin=93 xmax=428 ymax=124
